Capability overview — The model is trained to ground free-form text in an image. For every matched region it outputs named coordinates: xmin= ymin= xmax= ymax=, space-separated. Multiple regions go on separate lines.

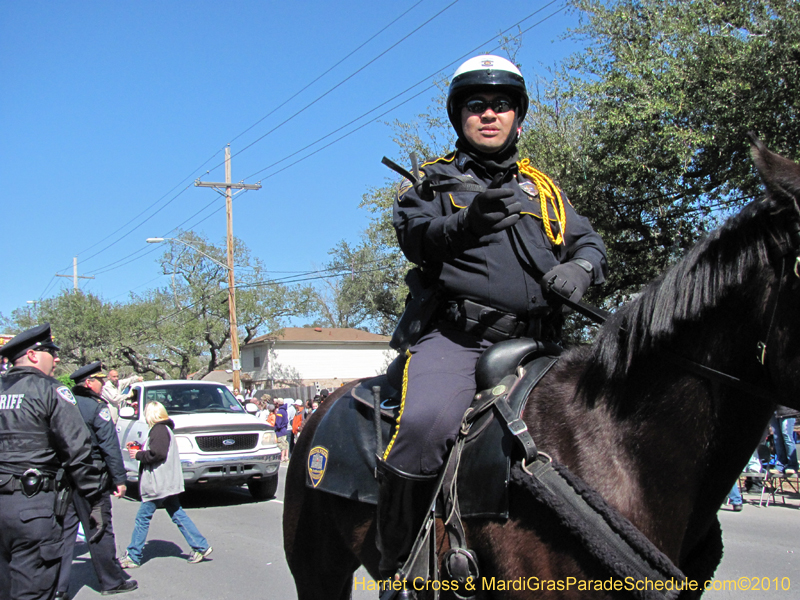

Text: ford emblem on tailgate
xmin=222 ymin=439 xmax=236 ymax=446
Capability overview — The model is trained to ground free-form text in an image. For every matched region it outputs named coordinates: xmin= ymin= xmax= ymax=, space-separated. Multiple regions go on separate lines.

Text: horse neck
xmin=534 ymin=277 xmax=778 ymax=563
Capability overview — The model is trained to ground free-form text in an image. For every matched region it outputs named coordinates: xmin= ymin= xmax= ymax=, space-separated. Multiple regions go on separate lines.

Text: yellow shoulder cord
xmin=517 ymin=158 xmax=566 ymax=246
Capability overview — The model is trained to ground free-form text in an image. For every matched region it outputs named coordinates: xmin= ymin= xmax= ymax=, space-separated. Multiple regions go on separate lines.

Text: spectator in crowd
xmin=120 ymin=401 xmax=212 ymax=568
xmin=274 ymin=399 xmax=289 ymax=462
xmin=0 ymin=356 xmax=9 ymax=373
xmin=266 ymin=404 xmax=276 ymax=427
xmin=286 ymin=398 xmax=297 ymax=422
xmin=255 ymin=398 xmax=270 ymax=422
xmin=285 ymin=399 xmax=298 ymax=455
xmin=726 ymin=482 xmax=743 ymax=512
xmin=769 ymin=405 xmax=799 ymax=475
xmin=102 ymin=369 xmax=143 ymax=423
xmin=292 ymin=399 xmax=305 ymax=442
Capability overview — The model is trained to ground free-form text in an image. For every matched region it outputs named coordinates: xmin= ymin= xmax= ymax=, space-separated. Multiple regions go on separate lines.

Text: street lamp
xmin=146 ymin=237 xmax=242 ymax=391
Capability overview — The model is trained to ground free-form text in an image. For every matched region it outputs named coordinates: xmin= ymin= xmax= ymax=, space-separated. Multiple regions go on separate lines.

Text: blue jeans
xmin=727 ymin=481 xmax=742 ymax=505
xmin=770 ymin=415 xmax=798 ymax=472
xmin=126 ymin=494 xmax=209 ymax=564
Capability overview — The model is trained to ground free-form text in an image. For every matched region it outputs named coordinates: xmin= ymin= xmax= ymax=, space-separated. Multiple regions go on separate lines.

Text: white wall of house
xmin=242 ymin=345 xmax=269 ymax=379
xmin=274 ymin=344 xmax=393 ymax=379
xmin=241 ymin=342 xmax=394 ymax=382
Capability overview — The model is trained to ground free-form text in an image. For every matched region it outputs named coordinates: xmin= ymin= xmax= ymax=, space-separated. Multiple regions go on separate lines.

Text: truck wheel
xmin=248 ymin=476 xmax=278 ymax=500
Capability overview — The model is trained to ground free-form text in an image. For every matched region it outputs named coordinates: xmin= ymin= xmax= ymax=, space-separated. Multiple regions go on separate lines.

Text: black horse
xmin=284 ymin=136 xmax=800 ymax=599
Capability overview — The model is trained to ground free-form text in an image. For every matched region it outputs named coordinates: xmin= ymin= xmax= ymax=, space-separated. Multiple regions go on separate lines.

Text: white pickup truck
xmin=115 ymin=380 xmax=281 ymax=500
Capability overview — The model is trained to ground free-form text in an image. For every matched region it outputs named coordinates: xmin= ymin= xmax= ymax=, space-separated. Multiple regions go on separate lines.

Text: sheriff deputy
xmin=56 ymin=362 xmax=137 ymax=598
xmin=0 ymin=324 xmax=105 ymax=600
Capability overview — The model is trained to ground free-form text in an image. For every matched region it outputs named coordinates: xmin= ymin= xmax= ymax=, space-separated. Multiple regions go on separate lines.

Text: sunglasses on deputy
xmin=34 ymin=347 xmax=58 ymax=358
xmin=463 ymin=98 xmax=514 ymax=114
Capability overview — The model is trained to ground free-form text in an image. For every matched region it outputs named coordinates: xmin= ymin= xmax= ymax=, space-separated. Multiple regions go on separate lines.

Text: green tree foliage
xmin=3 ymin=232 xmax=313 ymax=379
xmin=312 ymin=185 xmax=409 ymax=335
xmin=5 ymin=291 xmax=128 ymax=376
xmin=120 ymin=232 xmax=314 ymax=379
xmin=565 ymin=0 xmax=800 ymax=301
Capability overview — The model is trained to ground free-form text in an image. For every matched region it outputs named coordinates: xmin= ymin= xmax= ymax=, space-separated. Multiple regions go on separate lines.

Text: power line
xmin=42 ymin=1 xmax=566 ymax=301
xmin=199 ymin=0 xmax=464 ymax=178
xmin=244 ymin=0 xmax=566 ymax=181
xmin=50 ymin=3 xmax=437 ymax=284
xmin=77 ymin=2 xmax=567 ymax=285
xmin=228 ymin=0 xmax=429 ymax=147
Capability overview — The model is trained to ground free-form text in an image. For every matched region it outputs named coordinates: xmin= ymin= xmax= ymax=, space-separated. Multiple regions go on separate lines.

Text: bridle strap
xmin=662 ymin=353 xmax=774 ymax=401
xmin=550 ymin=286 xmax=778 ymax=402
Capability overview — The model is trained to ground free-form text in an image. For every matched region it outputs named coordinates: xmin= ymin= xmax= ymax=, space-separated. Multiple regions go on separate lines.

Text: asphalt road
xmin=63 ymin=466 xmax=798 ymax=599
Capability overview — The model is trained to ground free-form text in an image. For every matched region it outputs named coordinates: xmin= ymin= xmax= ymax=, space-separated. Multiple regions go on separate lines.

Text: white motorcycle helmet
xmin=446 ymin=54 xmax=529 ymax=139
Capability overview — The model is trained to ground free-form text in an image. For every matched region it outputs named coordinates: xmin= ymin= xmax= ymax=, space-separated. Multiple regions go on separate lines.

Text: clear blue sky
xmin=0 ymin=0 xmax=582 ymax=324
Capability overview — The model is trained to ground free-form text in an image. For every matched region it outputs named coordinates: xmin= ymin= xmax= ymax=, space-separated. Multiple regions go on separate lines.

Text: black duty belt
xmin=0 ymin=470 xmax=55 ymax=496
xmin=440 ymin=299 xmax=542 ymax=343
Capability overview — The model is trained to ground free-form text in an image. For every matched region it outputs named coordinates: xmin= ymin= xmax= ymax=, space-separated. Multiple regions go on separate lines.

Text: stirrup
xmin=443 ymin=548 xmax=480 ymax=599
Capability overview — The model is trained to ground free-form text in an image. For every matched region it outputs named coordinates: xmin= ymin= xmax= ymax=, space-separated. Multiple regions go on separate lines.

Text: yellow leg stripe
xmin=382 ymin=349 xmax=411 ymax=461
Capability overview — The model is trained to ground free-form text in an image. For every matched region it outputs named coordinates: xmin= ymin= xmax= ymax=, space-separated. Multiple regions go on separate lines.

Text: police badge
xmin=307 ymin=446 xmax=329 ymax=488
xmin=519 ymin=180 xmax=539 ymax=198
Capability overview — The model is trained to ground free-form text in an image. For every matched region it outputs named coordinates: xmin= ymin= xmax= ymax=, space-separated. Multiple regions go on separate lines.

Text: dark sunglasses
xmin=463 ymin=98 xmax=514 ymax=114
xmin=34 ymin=347 xmax=58 ymax=358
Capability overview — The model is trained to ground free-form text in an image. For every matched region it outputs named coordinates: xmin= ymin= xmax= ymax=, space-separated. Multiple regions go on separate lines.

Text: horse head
xmin=748 ymin=133 xmax=800 ymax=411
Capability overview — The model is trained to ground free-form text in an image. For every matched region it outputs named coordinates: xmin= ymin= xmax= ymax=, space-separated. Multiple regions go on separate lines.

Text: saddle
xmin=305 ymin=338 xmax=561 ymax=518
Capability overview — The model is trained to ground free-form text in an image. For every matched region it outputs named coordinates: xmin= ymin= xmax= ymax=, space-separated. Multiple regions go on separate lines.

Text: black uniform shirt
xmin=0 ymin=366 xmax=102 ymax=498
xmin=393 ymin=150 xmax=608 ymax=317
xmin=73 ymin=385 xmax=127 ymax=487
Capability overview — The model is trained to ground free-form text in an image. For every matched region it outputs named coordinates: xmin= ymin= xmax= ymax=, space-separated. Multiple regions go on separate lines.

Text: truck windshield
xmin=142 ymin=384 xmax=244 ymax=414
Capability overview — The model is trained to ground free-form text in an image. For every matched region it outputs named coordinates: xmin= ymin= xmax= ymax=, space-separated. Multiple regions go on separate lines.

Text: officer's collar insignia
xmin=99 ymin=407 xmax=111 ymax=422
xmin=307 ymin=446 xmax=329 ymax=488
xmin=57 ymin=386 xmax=76 ymax=405
xmin=519 ymin=180 xmax=539 ymax=198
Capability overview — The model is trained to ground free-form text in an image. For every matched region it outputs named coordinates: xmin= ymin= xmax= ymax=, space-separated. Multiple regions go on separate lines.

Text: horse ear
xmin=748 ymin=132 xmax=800 ymax=203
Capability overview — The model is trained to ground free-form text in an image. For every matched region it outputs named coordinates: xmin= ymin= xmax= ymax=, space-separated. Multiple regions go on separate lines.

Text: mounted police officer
xmin=379 ymin=55 xmax=608 ymax=581
xmin=0 ymin=324 xmax=106 ymax=600
xmin=56 ymin=362 xmax=137 ymax=598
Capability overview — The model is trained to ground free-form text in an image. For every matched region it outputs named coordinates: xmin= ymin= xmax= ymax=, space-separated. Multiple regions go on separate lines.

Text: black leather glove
xmin=465 ymin=187 xmax=522 ymax=237
xmin=88 ymin=501 xmax=107 ymax=544
xmin=543 ymin=261 xmax=593 ymax=304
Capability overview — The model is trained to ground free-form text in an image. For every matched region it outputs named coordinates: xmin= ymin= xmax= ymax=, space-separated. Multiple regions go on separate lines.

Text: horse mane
xmin=582 ymin=195 xmax=789 ymax=394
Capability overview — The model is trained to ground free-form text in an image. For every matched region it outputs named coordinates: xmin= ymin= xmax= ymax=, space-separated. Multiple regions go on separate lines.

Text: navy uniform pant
xmin=0 ymin=489 xmax=63 ymax=600
xmin=383 ymin=326 xmax=491 ymax=475
xmin=58 ymin=492 xmax=125 ymax=594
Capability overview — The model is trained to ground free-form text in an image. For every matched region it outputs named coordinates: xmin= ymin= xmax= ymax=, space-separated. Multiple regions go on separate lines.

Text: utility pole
xmin=194 ymin=145 xmax=261 ymax=393
xmin=56 ymin=256 xmax=94 ymax=290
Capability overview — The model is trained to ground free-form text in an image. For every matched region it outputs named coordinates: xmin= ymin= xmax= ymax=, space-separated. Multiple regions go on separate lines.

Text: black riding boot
xmin=376 ymin=459 xmax=438 ymax=581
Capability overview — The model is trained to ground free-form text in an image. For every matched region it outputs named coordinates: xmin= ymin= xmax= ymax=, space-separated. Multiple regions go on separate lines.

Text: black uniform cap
xmin=0 ymin=323 xmax=60 ymax=362
xmin=70 ymin=361 xmax=107 ymax=386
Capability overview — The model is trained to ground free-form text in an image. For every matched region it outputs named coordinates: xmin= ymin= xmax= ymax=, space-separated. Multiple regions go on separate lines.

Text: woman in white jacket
xmin=119 ymin=401 xmax=212 ymax=568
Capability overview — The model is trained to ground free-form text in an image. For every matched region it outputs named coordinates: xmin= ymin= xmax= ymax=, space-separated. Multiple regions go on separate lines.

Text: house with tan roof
xmin=239 ymin=327 xmax=394 ymax=390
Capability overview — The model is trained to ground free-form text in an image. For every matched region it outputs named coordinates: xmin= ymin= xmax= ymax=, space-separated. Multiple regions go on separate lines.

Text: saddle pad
xmin=305 ymin=376 xmax=512 ymax=518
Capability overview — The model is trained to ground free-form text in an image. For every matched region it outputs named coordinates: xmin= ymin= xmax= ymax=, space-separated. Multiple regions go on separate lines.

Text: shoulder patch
xmin=57 ymin=386 xmax=76 ymax=405
xmin=98 ymin=407 xmax=111 ymax=422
